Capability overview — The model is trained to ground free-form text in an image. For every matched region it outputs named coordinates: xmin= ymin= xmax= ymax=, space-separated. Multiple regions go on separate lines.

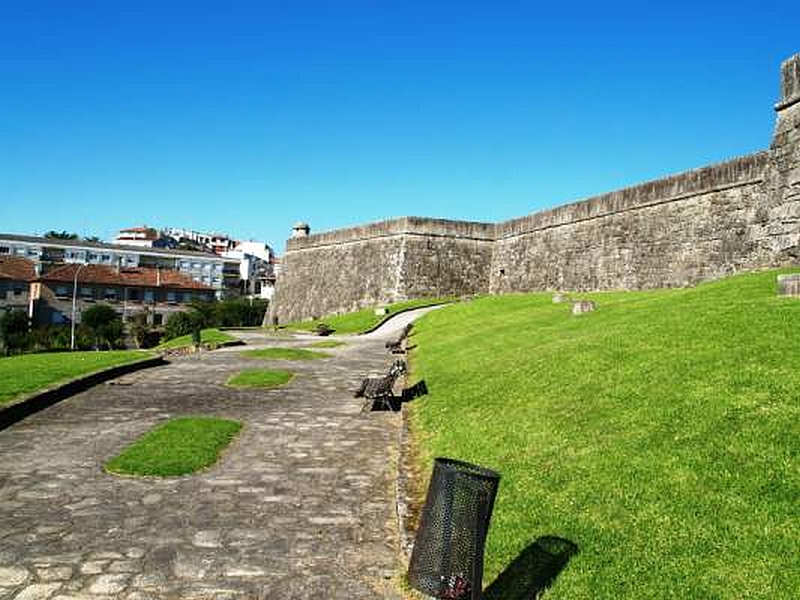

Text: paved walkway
xmin=0 ymin=309 xmax=438 ymax=599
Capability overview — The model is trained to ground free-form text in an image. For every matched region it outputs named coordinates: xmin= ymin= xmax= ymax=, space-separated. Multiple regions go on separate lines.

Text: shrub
xmin=162 ymin=298 xmax=269 ymax=341
xmin=81 ymin=303 xmax=124 ymax=350
xmin=164 ymin=310 xmax=202 ymax=341
xmin=217 ymin=298 xmax=268 ymax=327
xmin=128 ymin=310 xmax=162 ymax=349
xmin=0 ymin=310 xmax=30 ymax=354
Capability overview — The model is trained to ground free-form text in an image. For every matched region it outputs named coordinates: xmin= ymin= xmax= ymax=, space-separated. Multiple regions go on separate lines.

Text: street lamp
xmin=70 ymin=262 xmax=88 ymax=350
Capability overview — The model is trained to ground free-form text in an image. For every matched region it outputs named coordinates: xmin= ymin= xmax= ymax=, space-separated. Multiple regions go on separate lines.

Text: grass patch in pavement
xmin=241 ymin=348 xmax=329 ymax=360
xmin=105 ymin=417 xmax=242 ymax=477
xmin=307 ymin=340 xmax=345 ymax=349
xmin=227 ymin=368 xmax=294 ymax=388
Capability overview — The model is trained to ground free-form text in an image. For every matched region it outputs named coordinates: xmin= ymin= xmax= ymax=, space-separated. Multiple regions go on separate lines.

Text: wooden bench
xmin=385 ymin=323 xmax=413 ymax=354
xmin=354 ymin=360 xmax=407 ymax=411
xmin=313 ymin=323 xmax=334 ymax=336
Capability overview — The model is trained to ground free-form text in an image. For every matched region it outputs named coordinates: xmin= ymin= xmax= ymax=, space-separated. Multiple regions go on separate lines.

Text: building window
xmin=143 ymin=290 xmax=155 ymax=303
xmin=180 ymin=261 xmax=190 ymax=269
xmin=101 ymin=254 xmax=111 ymax=262
xmin=12 ymin=286 xmax=24 ymax=296
xmin=104 ymin=288 xmax=117 ymax=301
xmin=153 ymin=313 xmax=163 ymax=326
xmin=166 ymin=291 xmax=177 ymax=303
xmin=55 ymin=286 xmax=70 ymax=299
xmin=192 ymin=262 xmax=201 ymax=270
xmin=0 ymin=246 xmax=8 ymax=254
xmin=15 ymin=248 xmax=26 ymax=255
xmin=80 ymin=287 xmax=94 ymax=301
xmin=87 ymin=253 xmax=97 ymax=261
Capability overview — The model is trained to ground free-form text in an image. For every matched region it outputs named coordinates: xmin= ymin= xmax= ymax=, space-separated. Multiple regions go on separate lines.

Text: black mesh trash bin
xmin=408 ymin=458 xmax=500 ymax=600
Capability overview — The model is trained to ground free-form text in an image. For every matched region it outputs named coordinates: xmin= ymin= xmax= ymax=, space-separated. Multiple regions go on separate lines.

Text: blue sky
xmin=1 ymin=1 xmax=798 ymax=252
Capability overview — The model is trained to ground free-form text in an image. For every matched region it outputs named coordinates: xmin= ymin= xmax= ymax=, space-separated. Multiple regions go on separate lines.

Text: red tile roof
xmin=40 ymin=264 xmax=213 ymax=290
xmin=0 ymin=256 xmax=36 ymax=282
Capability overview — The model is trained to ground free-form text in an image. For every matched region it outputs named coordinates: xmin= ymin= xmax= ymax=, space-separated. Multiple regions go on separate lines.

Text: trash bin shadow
xmin=483 ymin=535 xmax=578 ymax=600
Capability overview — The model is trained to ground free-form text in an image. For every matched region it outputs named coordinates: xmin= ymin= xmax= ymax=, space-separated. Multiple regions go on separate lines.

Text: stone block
xmin=572 ymin=300 xmax=596 ymax=315
xmin=777 ymin=273 xmax=800 ymax=296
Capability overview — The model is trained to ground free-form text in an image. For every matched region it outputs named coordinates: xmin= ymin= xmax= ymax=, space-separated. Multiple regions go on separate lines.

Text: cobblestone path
xmin=0 ymin=310 xmax=438 ymax=599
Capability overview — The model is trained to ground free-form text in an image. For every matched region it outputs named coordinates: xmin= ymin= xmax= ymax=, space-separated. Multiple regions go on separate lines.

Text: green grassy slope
xmin=409 ymin=270 xmax=799 ymax=599
xmin=0 ymin=350 xmax=152 ymax=405
xmin=157 ymin=328 xmax=237 ymax=349
xmin=284 ymin=297 xmax=453 ymax=334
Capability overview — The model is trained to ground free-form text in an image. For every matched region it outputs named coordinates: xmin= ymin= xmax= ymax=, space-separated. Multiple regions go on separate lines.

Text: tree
xmin=128 ymin=309 xmax=162 ymax=348
xmin=164 ymin=310 xmax=202 ymax=341
xmin=0 ymin=310 xmax=30 ymax=354
xmin=81 ymin=304 xmax=123 ymax=350
xmin=83 ymin=235 xmax=102 ymax=243
xmin=43 ymin=230 xmax=79 ymax=240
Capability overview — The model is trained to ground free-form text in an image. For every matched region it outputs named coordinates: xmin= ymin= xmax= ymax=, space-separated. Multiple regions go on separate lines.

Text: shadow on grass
xmin=483 ymin=535 xmax=578 ymax=600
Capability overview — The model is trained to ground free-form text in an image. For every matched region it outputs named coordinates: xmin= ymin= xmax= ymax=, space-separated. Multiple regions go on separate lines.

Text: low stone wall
xmin=0 ymin=356 xmax=168 ymax=431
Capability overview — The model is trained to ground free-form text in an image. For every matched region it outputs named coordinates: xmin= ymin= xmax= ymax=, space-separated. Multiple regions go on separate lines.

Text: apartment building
xmin=36 ymin=263 xmax=214 ymax=326
xmin=0 ymin=256 xmax=36 ymax=316
xmin=0 ymin=233 xmax=238 ymax=297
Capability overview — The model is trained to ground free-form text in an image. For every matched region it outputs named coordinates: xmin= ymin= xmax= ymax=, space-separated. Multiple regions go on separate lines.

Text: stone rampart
xmin=490 ymin=153 xmax=769 ymax=293
xmin=272 ymin=217 xmax=494 ymax=323
xmin=270 ymin=52 xmax=800 ymax=323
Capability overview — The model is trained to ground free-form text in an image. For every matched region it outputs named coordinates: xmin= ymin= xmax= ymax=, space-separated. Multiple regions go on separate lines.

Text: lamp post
xmin=70 ymin=263 xmax=87 ymax=350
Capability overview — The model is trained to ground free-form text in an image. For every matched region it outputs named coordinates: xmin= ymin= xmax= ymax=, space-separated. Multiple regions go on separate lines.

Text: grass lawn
xmin=227 ymin=368 xmax=294 ymax=388
xmin=241 ymin=348 xmax=329 ymax=360
xmin=284 ymin=297 xmax=453 ymax=334
xmin=0 ymin=350 xmax=152 ymax=405
xmin=307 ymin=340 xmax=346 ymax=349
xmin=157 ymin=328 xmax=237 ymax=350
xmin=409 ymin=269 xmax=799 ymax=598
xmin=105 ymin=417 xmax=242 ymax=476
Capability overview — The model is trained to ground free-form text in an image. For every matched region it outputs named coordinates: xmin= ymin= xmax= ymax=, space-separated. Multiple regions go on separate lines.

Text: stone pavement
xmin=0 ymin=308 xmax=440 ymax=599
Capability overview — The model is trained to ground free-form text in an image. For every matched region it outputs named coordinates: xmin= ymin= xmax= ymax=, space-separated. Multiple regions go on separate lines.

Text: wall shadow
xmin=483 ymin=535 xmax=578 ymax=600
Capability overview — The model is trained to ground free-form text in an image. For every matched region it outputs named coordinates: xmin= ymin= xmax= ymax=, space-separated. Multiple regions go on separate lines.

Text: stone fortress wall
xmin=270 ymin=53 xmax=800 ymax=323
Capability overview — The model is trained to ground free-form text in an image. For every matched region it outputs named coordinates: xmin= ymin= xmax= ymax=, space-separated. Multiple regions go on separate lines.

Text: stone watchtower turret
xmin=760 ymin=53 xmax=800 ymax=260
xmin=291 ymin=222 xmax=310 ymax=238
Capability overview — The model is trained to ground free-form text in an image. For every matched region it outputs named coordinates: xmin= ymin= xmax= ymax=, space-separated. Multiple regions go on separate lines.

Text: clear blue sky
xmin=2 ymin=1 xmax=798 ymax=252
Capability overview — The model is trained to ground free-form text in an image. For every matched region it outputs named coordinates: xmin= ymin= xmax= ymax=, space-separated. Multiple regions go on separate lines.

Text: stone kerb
xmin=0 ymin=356 xmax=167 ymax=431
xmin=496 ymin=152 xmax=769 ymax=240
